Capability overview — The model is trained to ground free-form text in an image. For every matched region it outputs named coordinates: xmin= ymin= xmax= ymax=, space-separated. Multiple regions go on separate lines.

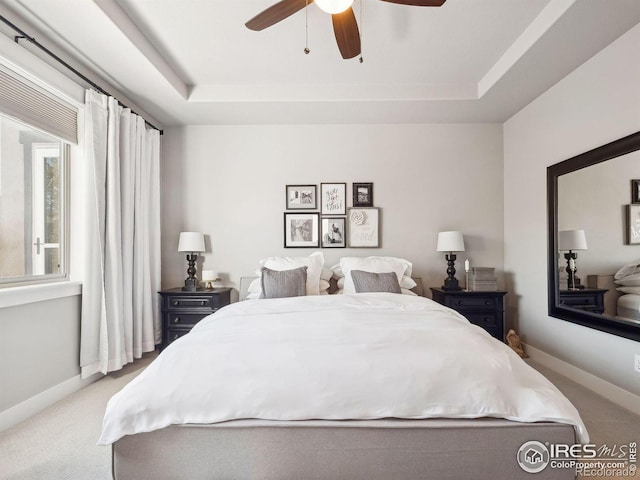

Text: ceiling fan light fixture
xmin=315 ymin=0 xmax=355 ymax=14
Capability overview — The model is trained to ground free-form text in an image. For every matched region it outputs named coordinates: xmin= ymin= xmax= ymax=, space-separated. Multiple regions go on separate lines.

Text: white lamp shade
xmin=315 ymin=0 xmax=354 ymax=14
xmin=558 ymin=230 xmax=587 ymax=251
xmin=437 ymin=231 xmax=465 ymax=252
xmin=178 ymin=232 xmax=205 ymax=253
xmin=202 ymin=270 xmax=216 ymax=282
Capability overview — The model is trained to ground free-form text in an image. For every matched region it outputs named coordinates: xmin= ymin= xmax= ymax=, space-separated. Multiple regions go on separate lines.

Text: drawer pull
xmin=172 ymin=317 xmax=181 ymax=324
xmin=173 ymin=300 xmax=180 ymax=306
xmin=201 ymin=300 xmax=207 ymax=306
xmin=485 ymin=300 xmax=491 ymax=305
xmin=172 ymin=333 xmax=180 ymax=340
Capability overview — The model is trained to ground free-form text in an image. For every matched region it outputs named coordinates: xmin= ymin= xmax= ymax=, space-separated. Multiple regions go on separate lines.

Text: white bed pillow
xmin=617 ymin=286 xmax=640 ymax=295
xmin=362 ymin=256 xmax=413 ymax=278
xmin=614 ymin=262 xmax=640 ymax=286
xmin=614 ymin=262 xmax=640 ymax=280
xmin=320 ymin=267 xmax=333 ymax=282
xmin=339 ymin=257 xmax=406 ymax=295
xmin=259 ymin=251 xmax=325 ymax=295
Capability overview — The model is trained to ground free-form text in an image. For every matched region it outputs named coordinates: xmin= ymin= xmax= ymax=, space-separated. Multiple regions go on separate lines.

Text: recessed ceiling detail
xmin=0 ymin=0 xmax=638 ymax=126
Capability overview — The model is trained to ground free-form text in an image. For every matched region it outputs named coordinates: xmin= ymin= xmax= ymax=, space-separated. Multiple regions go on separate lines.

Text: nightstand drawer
xmin=559 ymin=295 xmax=598 ymax=307
xmin=448 ymin=296 xmax=498 ymax=309
xmin=159 ymin=288 xmax=232 ymax=350
xmin=166 ymin=329 xmax=190 ymax=344
xmin=430 ymin=288 xmax=506 ymax=342
xmin=166 ymin=295 xmax=216 ymax=310
xmin=465 ymin=313 xmax=499 ymax=328
xmin=166 ymin=312 xmax=210 ymax=327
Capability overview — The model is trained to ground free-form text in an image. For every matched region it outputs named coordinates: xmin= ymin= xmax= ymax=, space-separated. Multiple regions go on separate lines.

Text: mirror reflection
xmin=554 ymin=147 xmax=640 ymax=327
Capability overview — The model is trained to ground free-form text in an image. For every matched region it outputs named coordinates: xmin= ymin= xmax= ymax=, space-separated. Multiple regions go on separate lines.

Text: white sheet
xmin=98 ymin=293 xmax=588 ymax=444
xmin=617 ymin=294 xmax=640 ymax=323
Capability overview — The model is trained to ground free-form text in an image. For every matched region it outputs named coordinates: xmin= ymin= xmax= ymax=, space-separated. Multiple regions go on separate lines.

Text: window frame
xmin=0 ymin=121 xmax=70 ymax=288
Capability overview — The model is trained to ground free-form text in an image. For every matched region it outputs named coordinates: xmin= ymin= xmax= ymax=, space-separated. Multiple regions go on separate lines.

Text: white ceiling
xmin=1 ymin=0 xmax=639 ymax=127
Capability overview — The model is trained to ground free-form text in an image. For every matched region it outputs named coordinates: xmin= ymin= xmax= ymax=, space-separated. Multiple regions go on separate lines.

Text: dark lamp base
xmin=442 ymin=277 xmax=462 ymax=291
xmin=182 ymin=277 xmax=198 ymax=292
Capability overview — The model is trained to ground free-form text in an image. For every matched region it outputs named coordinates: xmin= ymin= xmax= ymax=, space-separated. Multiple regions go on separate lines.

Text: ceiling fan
xmin=245 ymin=0 xmax=447 ymax=60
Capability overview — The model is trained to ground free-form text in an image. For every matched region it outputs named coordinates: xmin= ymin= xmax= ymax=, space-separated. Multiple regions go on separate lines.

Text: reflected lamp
xmin=558 ymin=229 xmax=588 ymax=290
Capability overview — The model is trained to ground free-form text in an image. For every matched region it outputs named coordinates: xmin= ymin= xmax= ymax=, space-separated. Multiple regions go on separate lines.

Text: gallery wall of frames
xmin=284 ymin=182 xmax=378 ymax=249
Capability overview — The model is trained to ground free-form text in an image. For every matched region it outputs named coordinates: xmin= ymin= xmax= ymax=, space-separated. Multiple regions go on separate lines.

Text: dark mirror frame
xmin=547 ymin=130 xmax=640 ymax=342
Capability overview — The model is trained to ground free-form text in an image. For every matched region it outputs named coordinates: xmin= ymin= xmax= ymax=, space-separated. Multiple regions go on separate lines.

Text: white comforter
xmin=98 ymin=293 xmax=588 ymax=444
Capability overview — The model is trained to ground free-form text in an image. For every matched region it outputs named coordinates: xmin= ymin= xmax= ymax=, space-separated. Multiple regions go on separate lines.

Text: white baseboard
xmin=0 ymin=371 xmax=103 ymax=433
xmin=525 ymin=343 xmax=640 ymax=417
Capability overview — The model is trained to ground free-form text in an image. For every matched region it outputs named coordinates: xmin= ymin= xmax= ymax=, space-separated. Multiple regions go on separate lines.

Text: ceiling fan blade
xmin=246 ymin=0 xmax=313 ymax=31
xmin=332 ymin=8 xmax=361 ymax=59
xmin=378 ymin=0 xmax=446 ymax=6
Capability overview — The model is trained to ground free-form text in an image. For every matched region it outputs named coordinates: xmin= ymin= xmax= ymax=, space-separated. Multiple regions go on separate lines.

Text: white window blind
xmin=0 ymin=66 xmax=78 ymax=144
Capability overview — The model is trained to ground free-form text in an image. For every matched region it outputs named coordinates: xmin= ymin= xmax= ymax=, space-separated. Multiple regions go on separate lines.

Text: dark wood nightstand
xmin=430 ymin=288 xmax=507 ymax=341
xmin=159 ymin=287 xmax=231 ymax=349
xmin=558 ymin=288 xmax=607 ymax=314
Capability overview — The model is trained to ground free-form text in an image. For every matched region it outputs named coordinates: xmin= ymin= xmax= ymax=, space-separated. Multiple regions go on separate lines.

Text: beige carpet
xmin=0 ymin=353 xmax=638 ymax=480
xmin=0 ymin=352 xmax=156 ymax=480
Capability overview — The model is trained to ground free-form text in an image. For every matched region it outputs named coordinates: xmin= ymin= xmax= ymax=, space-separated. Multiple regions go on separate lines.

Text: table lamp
xmin=437 ymin=231 xmax=465 ymax=291
xmin=178 ymin=232 xmax=205 ymax=291
xmin=558 ymin=229 xmax=587 ymax=290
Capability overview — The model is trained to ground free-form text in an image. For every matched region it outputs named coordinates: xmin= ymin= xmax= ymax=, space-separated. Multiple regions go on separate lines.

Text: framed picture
xmin=628 ymin=205 xmax=640 ymax=245
xmin=632 ymin=180 xmax=640 ymax=204
xmin=284 ymin=212 xmax=319 ymax=248
xmin=286 ymin=185 xmax=317 ymax=210
xmin=348 ymin=208 xmax=379 ymax=248
xmin=353 ymin=182 xmax=373 ymax=207
xmin=321 ymin=217 xmax=346 ymax=248
xmin=321 ymin=183 xmax=346 ymax=215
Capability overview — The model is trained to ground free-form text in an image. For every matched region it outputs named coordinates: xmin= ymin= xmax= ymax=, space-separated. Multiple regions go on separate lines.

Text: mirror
xmin=547 ymin=130 xmax=640 ymax=342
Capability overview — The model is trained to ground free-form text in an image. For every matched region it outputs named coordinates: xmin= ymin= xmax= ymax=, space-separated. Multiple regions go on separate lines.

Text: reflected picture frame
xmin=631 ymin=179 xmax=640 ymax=204
xmin=628 ymin=204 xmax=640 ymax=245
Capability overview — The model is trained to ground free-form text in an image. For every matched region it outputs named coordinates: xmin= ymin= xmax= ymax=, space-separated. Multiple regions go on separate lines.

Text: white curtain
xmin=80 ymin=90 xmax=161 ymax=378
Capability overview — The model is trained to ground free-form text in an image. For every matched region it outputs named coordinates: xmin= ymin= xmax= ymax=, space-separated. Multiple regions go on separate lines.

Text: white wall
xmin=161 ymin=124 xmax=504 ymax=296
xmin=558 ymin=151 xmax=640 ymax=278
xmin=504 ymin=23 xmax=640 ymax=395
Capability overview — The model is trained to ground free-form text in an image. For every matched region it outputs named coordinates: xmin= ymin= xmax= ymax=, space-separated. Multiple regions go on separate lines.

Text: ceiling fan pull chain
xmin=359 ymin=0 xmax=364 ymax=63
xmin=304 ymin=0 xmax=311 ymax=54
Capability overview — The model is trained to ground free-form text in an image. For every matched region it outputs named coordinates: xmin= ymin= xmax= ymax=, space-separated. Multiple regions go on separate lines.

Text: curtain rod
xmin=0 ymin=14 xmax=163 ymax=135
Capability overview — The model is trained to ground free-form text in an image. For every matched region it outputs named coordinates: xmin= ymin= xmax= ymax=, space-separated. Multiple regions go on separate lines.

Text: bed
xmin=101 ymin=290 xmax=587 ymax=480
xmin=617 ymin=293 xmax=640 ymax=324
xmin=613 ymin=262 xmax=640 ymax=324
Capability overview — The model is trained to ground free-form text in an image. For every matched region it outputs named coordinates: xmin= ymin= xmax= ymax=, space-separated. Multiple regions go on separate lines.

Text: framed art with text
xmin=284 ymin=212 xmax=320 ymax=248
xmin=348 ymin=208 xmax=379 ymax=248
xmin=321 ymin=183 xmax=346 ymax=215
xmin=286 ymin=184 xmax=317 ymax=210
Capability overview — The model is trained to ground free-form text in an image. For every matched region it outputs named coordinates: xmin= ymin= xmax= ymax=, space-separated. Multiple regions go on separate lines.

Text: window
xmin=0 ymin=114 xmax=69 ymax=285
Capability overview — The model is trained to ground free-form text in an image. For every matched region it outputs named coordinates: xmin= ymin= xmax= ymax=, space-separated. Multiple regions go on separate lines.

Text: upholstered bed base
xmin=112 ymin=418 xmax=576 ymax=480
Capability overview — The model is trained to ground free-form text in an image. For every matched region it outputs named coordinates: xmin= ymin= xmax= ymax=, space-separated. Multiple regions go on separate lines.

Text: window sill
xmin=0 ymin=281 xmax=82 ymax=309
